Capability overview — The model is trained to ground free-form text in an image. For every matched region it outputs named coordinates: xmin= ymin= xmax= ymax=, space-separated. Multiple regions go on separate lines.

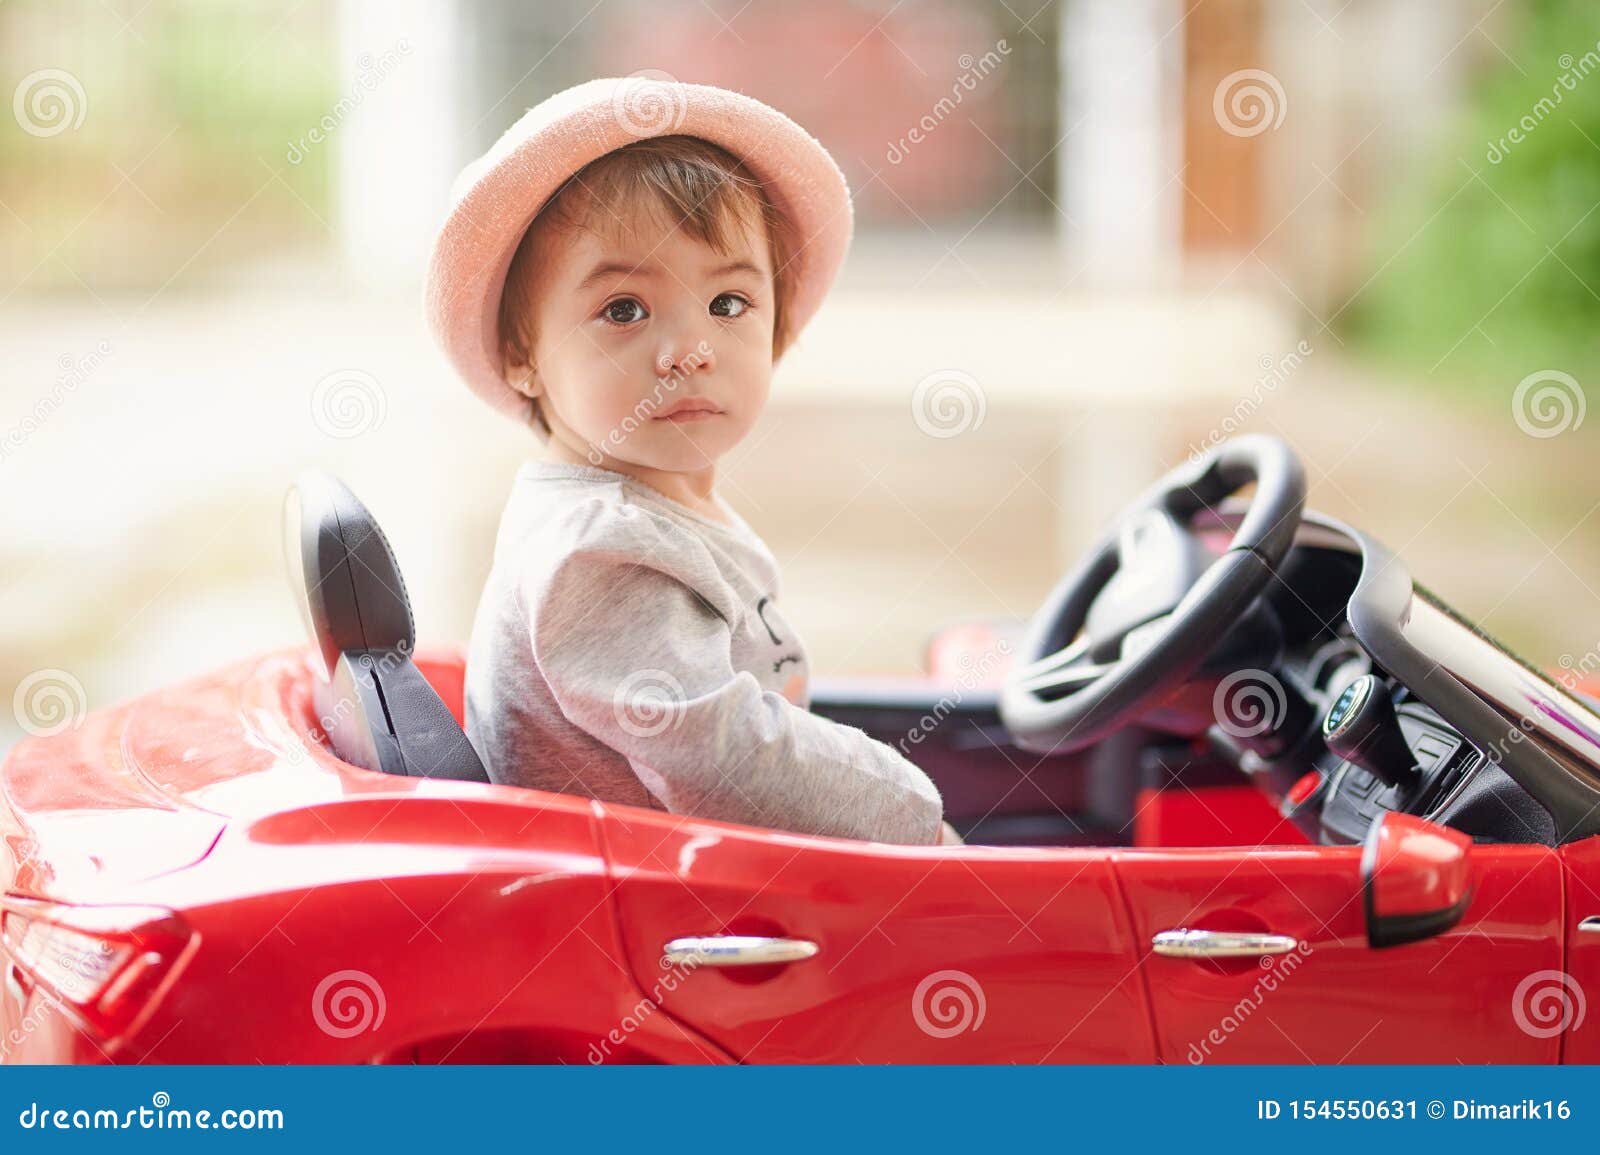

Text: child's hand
xmin=938 ymin=820 xmax=965 ymax=846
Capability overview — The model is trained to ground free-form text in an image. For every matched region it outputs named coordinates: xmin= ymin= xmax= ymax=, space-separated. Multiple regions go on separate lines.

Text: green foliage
xmin=1344 ymin=0 xmax=1600 ymax=390
xmin=0 ymin=1 xmax=336 ymax=289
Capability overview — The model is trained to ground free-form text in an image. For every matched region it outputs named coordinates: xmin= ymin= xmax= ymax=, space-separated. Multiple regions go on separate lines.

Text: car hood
xmin=1 ymin=697 xmax=226 ymax=903
xmin=0 ymin=649 xmax=438 ymax=903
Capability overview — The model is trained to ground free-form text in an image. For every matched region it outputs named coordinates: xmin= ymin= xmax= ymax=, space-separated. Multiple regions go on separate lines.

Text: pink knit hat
xmin=425 ymin=75 xmax=854 ymax=420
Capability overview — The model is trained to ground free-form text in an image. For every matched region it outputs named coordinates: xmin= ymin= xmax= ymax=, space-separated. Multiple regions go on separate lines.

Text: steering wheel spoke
xmin=1010 ymin=633 xmax=1092 ymax=684
xmin=1013 ymin=655 xmax=1118 ymax=701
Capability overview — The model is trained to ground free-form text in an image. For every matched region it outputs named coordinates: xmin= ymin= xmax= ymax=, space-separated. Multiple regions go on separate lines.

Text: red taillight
xmin=0 ymin=900 xmax=193 ymax=1041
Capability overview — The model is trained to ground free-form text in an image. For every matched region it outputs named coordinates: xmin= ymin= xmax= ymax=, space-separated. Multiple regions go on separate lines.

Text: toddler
xmin=426 ymin=77 xmax=957 ymax=845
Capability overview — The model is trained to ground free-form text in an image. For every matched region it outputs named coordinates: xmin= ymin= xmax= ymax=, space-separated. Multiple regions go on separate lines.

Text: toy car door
xmin=1116 ymin=840 xmax=1563 ymax=1063
xmin=597 ymin=807 xmax=1155 ymax=1063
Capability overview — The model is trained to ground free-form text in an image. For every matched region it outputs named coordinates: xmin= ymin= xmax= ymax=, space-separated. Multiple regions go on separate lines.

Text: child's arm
xmin=527 ymin=525 xmax=945 ymax=845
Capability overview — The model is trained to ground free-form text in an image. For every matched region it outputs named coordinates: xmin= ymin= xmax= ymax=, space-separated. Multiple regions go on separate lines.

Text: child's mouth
xmin=653 ymin=398 xmax=723 ymax=423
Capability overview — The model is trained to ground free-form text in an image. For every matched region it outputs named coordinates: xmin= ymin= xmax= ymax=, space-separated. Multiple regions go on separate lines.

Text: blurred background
xmin=4 ymin=0 xmax=1599 ymax=754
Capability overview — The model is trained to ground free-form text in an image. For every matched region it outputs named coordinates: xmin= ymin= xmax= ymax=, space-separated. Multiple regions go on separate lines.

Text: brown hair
xmin=498 ymin=135 xmax=792 ymax=434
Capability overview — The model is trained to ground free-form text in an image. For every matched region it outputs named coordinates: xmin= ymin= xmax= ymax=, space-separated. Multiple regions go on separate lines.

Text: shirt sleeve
xmin=524 ymin=505 xmax=945 ymax=846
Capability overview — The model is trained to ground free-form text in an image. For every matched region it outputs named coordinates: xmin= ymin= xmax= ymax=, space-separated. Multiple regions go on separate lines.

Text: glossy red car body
xmin=3 ymin=642 xmax=1597 ymax=1065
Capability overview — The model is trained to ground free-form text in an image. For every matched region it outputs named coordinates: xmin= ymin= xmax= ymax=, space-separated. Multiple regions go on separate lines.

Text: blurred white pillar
xmin=1056 ymin=0 xmax=1185 ymax=290
xmin=1053 ymin=0 xmax=1185 ymax=561
xmin=334 ymin=0 xmax=487 ymax=644
xmin=336 ymin=0 xmax=464 ymax=289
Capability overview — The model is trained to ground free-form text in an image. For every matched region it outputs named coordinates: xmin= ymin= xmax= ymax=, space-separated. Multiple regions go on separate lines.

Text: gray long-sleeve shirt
xmin=463 ymin=461 xmax=945 ymax=845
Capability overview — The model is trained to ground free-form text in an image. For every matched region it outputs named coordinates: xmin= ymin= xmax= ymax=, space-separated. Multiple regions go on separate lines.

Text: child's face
xmin=517 ymin=201 xmax=776 ymax=474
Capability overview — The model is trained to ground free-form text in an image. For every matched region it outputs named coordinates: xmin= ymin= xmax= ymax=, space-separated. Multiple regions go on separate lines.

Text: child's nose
xmin=654 ymin=333 xmax=716 ymax=379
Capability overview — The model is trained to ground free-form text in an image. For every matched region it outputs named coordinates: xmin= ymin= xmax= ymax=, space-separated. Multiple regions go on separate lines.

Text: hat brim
xmin=425 ymin=76 xmax=854 ymax=419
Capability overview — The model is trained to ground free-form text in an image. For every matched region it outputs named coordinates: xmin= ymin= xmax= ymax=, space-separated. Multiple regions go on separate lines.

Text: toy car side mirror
xmin=1362 ymin=811 xmax=1473 ymax=949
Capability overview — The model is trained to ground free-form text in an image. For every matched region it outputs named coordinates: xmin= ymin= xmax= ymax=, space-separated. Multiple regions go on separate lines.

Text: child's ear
xmin=507 ymin=363 xmax=544 ymax=400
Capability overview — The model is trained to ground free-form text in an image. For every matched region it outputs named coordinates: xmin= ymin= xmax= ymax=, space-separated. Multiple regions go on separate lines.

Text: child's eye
xmin=709 ymin=293 xmax=750 ymax=319
xmin=601 ymin=298 xmax=647 ymax=326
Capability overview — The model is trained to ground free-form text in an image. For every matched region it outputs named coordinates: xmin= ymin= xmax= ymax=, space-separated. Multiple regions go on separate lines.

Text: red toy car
xmin=6 ymin=435 xmax=1600 ymax=1064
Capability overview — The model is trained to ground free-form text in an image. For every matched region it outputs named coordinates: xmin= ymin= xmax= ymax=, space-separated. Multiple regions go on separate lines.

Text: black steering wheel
xmin=999 ymin=435 xmax=1306 ymax=755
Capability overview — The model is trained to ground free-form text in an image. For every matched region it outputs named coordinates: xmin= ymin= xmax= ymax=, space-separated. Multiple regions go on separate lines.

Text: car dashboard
xmin=1215 ymin=505 xmax=1600 ymax=847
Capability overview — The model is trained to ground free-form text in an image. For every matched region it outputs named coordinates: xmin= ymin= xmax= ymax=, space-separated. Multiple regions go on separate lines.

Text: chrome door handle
xmin=1151 ymin=929 xmax=1300 ymax=958
xmin=662 ymin=935 xmax=819 ymax=967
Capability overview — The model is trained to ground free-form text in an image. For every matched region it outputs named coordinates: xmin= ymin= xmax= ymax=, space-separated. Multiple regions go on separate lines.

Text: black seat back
xmin=283 ymin=471 xmax=489 ymax=783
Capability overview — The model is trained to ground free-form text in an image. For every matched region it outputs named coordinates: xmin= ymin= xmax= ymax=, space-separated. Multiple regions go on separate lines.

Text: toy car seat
xmin=282 ymin=471 xmax=490 ymax=784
